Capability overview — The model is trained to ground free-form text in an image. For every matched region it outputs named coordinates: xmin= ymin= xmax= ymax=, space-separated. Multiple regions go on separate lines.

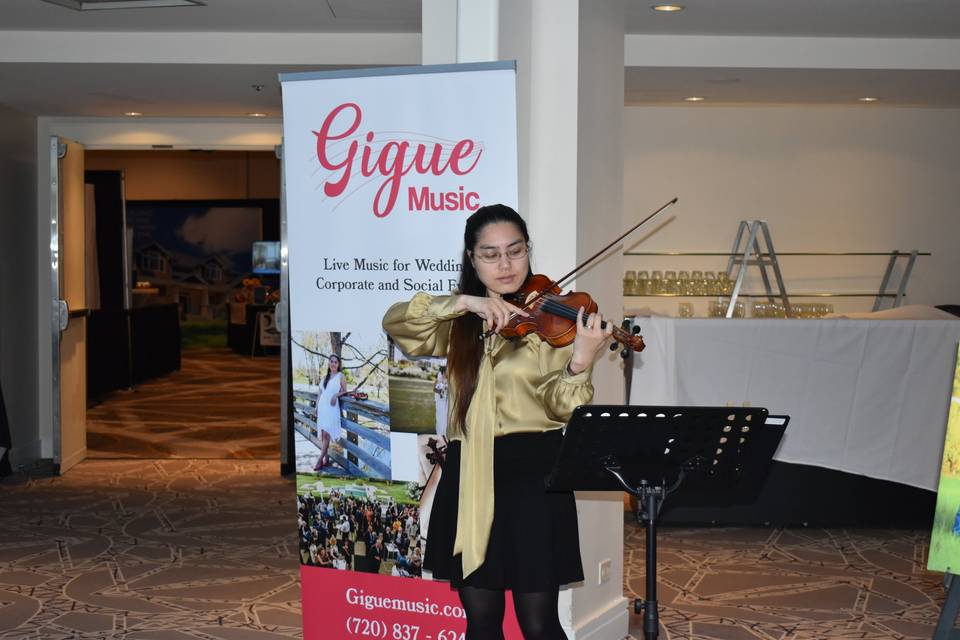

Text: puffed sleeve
xmin=382 ymin=292 xmax=466 ymax=357
xmin=536 ymin=341 xmax=595 ymax=423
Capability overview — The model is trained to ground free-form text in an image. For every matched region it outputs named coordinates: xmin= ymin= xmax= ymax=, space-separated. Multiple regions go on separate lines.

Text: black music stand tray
xmin=546 ymin=405 xmax=788 ymax=640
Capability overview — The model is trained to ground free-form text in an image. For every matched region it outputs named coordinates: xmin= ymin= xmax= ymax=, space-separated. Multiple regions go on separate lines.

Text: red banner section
xmin=301 ymin=567 xmax=523 ymax=639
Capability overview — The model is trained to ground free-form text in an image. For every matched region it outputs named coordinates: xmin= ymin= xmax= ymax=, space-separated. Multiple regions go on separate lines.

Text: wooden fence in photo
xmin=293 ymin=383 xmax=391 ymax=479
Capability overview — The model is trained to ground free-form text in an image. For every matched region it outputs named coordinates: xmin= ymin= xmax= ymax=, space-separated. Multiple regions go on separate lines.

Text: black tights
xmin=458 ymin=586 xmax=567 ymax=640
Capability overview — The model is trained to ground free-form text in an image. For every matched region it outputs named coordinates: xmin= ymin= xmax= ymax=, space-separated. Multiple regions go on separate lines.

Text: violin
xmin=480 ymin=197 xmax=678 ymax=356
xmin=500 ymin=274 xmax=645 ymax=352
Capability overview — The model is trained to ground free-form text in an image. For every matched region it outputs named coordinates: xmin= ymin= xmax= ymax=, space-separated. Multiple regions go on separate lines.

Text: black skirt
xmin=423 ymin=429 xmax=584 ymax=593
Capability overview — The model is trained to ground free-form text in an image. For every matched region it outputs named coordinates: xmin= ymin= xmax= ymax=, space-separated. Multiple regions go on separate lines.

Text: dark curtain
xmin=0 ymin=380 xmax=11 ymax=477
xmin=85 ymin=171 xmax=126 ymax=311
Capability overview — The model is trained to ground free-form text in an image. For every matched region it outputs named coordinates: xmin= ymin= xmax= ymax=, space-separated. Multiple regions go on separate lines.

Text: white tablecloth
xmin=629 ymin=317 xmax=960 ymax=491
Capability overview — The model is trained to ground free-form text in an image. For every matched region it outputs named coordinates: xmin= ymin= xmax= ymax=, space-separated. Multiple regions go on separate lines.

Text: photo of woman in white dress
xmin=433 ymin=366 xmax=448 ymax=438
xmin=314 ymin=354 xmax=347 ymax=470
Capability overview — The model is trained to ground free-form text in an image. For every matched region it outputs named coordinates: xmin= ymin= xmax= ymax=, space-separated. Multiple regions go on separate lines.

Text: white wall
xmin=0 ymin=104 xmax=39 ymax=468
xmin=623 ymin=105 xmax=960 ymax=317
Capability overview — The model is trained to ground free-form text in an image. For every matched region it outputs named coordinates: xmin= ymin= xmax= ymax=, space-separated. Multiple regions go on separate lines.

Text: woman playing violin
xmin=382 ymin=204 xmax=613 ymax=640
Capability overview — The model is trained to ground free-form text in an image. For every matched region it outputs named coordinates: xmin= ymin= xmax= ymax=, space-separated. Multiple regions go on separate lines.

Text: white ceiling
xmin=0 ymin=0 xmax=421 ymax=32
xmin=0 ymin=62 xmax=341 ymax=116
xmin=625 ymin=0 xmax=960 ymax=38
xmin=1 ymin=0 xmax=960 ymax=115
xmin=1 ymin=0 xmax=957 ymax=38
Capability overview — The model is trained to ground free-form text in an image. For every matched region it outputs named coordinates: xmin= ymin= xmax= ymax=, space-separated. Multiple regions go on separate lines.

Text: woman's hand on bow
xmin=456 ymin=295 xmax=530 ymax=334
xmin=569 ymin=307 xmax=614 ymax=374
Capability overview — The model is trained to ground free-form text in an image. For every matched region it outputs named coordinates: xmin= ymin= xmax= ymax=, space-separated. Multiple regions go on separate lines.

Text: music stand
xmin=546 ymin=405 xmax=788 ymax=640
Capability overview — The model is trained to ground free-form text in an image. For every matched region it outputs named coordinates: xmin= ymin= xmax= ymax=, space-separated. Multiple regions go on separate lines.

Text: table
xmin=227 ymin=303 xmax=279 ymax=357
xmin=87 ymin=304 xmax=181 ymax=398
xmin=630 ymin=316 xmax=960 ymax=492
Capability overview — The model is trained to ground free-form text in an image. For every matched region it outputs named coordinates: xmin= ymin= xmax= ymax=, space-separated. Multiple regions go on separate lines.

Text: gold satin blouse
xmin=382 ymin=292 xmax=595 ymax=579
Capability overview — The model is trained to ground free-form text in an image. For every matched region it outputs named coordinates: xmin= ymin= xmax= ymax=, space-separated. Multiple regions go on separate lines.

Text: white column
xmin=422 ymin=1 xmax=629 ymax=637
xmin=422 ymin=0 xmax=499 ymax=65
xmin=502 ymin=3 xmax=629 ymax=638
xmin=421 ymin=0 xmax=457 ymax=64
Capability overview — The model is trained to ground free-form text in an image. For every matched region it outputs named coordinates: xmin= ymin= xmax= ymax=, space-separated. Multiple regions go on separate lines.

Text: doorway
xmin=50 ymin=145 xmax=289 ymax=469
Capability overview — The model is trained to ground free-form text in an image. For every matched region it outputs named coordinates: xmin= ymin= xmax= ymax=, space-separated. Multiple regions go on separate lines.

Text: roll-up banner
xmin=281 ymin=62 xmax=523 ymax=639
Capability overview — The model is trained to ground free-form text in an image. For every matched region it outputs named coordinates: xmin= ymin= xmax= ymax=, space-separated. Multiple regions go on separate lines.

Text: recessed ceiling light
xmin=684 ymin=96 xmax=705 ymax=102
xmin=124 ymin=111 xmax=143 ymax=116
xmin=247 ymin=113 xmax=267 ymax=118
xmin=652 ymin=4 xmax=684 ymax=12
xmin=41 ymin=0 xmax=204 ymax=10
xmin=858 ymin=97 xmax=879 ymax=102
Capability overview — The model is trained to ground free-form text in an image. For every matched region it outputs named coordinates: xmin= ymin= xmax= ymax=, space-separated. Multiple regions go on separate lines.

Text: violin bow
xmin=485 ymin=196 xmax=678 ymax=337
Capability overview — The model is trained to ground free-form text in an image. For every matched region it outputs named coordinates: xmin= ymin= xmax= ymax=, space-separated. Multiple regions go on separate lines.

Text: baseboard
xmin=8 ymin=438 xmax=43 ymax=469
xmin=568 ymin=596 xmax=629 ymax=640
xmin=59 ymin=447 xmax=87 ymax=474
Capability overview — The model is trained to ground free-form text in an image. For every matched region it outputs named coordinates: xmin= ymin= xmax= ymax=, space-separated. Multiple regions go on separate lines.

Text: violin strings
xmin=538 ymin=296 xmax=629 ymax=338
xmin=514 ymin=293 xmax=630 ymax=340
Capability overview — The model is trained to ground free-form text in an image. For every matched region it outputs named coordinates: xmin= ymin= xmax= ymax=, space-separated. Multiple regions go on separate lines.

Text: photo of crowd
xmin=297 ymin=479 xmax=423 ymax=578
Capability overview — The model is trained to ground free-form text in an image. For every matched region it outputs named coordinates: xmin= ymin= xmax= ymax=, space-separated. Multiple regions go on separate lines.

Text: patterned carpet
xmin=624 ymin=523 xmax=944 ymax=640
xmin=86 ymin=349 xmax=281 ymax=459
xmin=0 ymin=459 xmax=948 ymax=639
xmin=0 ymin=460 xmax=299 ymax=639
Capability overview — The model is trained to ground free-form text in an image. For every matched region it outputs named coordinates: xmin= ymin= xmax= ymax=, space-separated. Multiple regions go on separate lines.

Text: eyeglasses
xmin=471 ymin=243 xmax=529 ymax=264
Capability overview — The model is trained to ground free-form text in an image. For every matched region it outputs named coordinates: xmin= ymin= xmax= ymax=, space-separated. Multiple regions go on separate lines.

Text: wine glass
xmin=623 ymin=270 xmax=636 ymax=296
xmin=664 ymin=270 xmax=677 ymax=295
xmin=705 ymin=271 xmax=718 ymax=295
xmin=678 ymin=271 xmax=690 ymax=295
xmin=651 ymin=271 xmax=663 ymax=294
xmin=691 ymin=271 xmax=703 ymax=295
xmin=636 ymin=271 xmax=649 ymax=295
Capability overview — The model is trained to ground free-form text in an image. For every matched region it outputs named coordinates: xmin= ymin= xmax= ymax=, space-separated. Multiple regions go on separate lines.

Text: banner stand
xmin=281 ymin=61 xmax=522 ymax=638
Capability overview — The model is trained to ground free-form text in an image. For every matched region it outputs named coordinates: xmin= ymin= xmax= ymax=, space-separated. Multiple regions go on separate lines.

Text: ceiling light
xmin=684 ymin=96 xmax=705 ymax=102
xmin=41 ymin=0 xmax=205 ymax=10
xmin=858 ymin=97 xmax=879 ymax=102
xmin=247 ymin=113 xmax=267 ymax=118
xmin=124 ymin=111 xmax=143 ymax=116
xmin=652 ymin=4 xmax=684 ymax=12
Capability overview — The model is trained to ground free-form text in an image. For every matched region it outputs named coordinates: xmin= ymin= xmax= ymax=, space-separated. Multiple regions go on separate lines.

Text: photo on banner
xmin=127 ymin=203 xmax=263 ymax=348
xmin=281 ymin=62 xmax=521 ymax=638
xmin=928 ymin=344 xmax=960 ymax=573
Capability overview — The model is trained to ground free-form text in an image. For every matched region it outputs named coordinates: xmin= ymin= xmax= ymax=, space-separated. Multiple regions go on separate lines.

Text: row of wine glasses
xmin=708 ymin=300 xmax=746 ymax=318
xmin=751 ymin=301 xmax=835 ymax=318
xmin=788 ymin=302 xmax=835 ymax=318
xmin=624 ymin=270 xmax=735 ymax=296
xmin=677 ymin=301 xmax=836 ymax=318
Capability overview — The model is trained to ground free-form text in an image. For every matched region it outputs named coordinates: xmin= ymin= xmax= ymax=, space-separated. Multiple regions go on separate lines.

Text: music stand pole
xmin=639 ymin=481 xmax=663 ymax=640
xmin=607 ymin=471 xmax=680 ymax=640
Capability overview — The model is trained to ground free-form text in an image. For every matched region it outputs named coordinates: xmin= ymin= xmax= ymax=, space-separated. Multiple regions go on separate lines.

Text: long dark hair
xmin=447 ymin=204 xmax=530 ymax=436
xmin=323 ymin=354 xmax=341 ymax=389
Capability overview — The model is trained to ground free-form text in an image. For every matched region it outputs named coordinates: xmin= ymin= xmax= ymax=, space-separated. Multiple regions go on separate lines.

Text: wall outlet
xmin=598 ymin=558 xmax=611 ymax=584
